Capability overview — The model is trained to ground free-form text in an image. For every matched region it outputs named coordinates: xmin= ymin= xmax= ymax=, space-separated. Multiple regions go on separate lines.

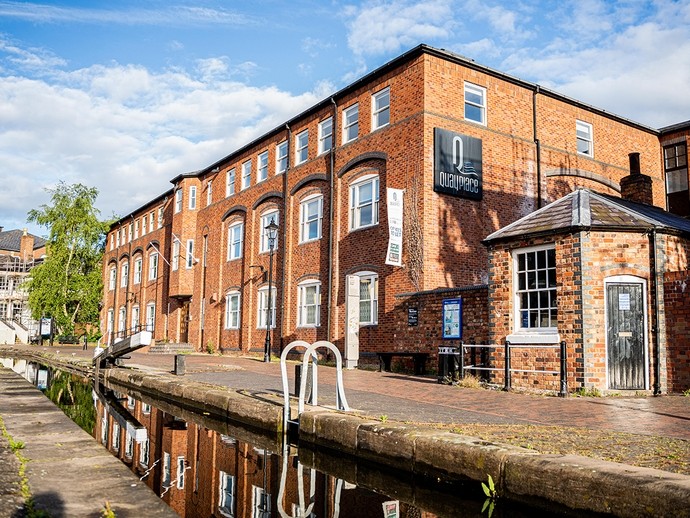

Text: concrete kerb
xmin=300 ymin=411 xmax=690 ymax=518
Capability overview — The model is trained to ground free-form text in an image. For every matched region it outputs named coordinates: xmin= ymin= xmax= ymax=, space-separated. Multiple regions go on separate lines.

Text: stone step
xmin=147 ymin=342 xmax=196 ymax=354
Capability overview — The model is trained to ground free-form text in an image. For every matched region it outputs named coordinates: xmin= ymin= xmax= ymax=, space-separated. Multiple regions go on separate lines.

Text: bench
xmin=376 ymin=352 xmax=429 ymax=375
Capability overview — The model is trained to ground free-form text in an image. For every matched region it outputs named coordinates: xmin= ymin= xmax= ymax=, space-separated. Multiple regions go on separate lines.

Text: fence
xmin=460 ymin=341 xmax=568 ymax=397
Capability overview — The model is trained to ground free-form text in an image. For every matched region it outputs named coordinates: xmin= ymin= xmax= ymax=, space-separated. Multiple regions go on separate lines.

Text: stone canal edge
xmin=3 ymin=351 xmax=690 ymax=517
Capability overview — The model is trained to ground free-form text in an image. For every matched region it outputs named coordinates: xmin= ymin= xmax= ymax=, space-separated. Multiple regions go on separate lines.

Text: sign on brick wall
xmin=433 ymin=128 xmax=483 ymax=200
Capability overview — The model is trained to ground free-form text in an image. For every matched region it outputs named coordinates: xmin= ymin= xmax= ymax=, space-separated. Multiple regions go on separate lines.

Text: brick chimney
xmin=20 ymin=229 xmax=34 ymax=262
xmin=620 ymin=152 xmax=653 ymax=205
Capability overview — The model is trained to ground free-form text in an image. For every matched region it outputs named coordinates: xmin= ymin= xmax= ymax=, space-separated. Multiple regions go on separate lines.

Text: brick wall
xmin=663 ymin=270 xmax=690 ymax=393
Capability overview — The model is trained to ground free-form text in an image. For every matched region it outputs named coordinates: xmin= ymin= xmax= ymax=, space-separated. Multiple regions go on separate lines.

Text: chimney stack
xmin=620 ymin=152 xmax=653 ymax=205
xmin=20 ymin=229 xmax=34 ymax=263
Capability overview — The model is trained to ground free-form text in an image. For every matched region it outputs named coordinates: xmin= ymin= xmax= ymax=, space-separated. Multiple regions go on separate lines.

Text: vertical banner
xmin=344 ymin=275 xmax=360 ymax=369
xmin=385 ymin=188 xmax=404 ymax=266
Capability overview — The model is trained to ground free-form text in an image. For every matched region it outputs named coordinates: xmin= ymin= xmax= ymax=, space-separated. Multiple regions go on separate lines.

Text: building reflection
xmin=91 ymin=385 xmax=425 ymax=518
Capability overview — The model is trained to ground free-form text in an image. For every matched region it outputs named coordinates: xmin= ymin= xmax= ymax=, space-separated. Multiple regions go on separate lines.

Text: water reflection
xmin=3 ymin=357 xmax=596 ymax=518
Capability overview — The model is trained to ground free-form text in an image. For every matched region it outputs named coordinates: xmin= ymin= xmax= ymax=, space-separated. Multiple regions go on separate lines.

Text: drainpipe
xmin=649 ymin=229 xmax=662 ymax=394
xmin=533 ymin=85 xmax=542 ymax=208
xmin=327 ymin=97 xmax=337 ymax=342
xmin=279 ymin=123 xmax=290 ymax=354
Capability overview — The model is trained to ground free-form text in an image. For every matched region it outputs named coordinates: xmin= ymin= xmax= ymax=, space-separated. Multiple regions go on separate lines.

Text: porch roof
xmin=483 ymin=189 xmax=690 ymax=245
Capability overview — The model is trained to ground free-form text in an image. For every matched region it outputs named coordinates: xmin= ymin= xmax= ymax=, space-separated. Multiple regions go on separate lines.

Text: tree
xmin=25 ymin=182 xmax=109 ymax=335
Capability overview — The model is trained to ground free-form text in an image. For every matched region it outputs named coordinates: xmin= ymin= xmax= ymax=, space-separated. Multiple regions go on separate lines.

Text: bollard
xmin=559 ymin=340 xmax=568 ymax=397
xmin=294 ymin=363 xmax=313 ymax=402
xmin=174 ymin=354 xmax=186 ymax=376
xmin=504 ymin=341 xmax=511 ymax=391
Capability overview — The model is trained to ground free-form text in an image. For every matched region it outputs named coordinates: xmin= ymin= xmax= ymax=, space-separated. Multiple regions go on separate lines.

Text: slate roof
xmin=0 ymin=229 xmax=47 ymax=252
xmin=483 ymin=189 xmax=690 ymax=245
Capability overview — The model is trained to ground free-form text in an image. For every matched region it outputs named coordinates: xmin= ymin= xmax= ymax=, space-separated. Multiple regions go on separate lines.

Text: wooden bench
xmin=376 ymin=352 xmax=429 ymax=375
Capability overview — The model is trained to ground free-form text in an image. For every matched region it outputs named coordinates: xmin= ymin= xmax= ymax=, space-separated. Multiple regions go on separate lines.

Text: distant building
xmin=0 ymin=227 xmax=47 ymax=343
xmin=101 ymin=44 xmax=690 ymax=392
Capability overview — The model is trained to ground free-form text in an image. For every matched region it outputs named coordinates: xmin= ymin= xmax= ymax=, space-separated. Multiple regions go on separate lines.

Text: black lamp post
xmin=264 ymin=217 xmax=279 ymax=363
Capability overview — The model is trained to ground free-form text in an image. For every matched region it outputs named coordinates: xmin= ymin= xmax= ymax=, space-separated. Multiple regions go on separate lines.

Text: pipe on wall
xmin=327 ymin=97 xmax=337 ymax=342
xmin=533 ymin=85 xmax=542 ymax=208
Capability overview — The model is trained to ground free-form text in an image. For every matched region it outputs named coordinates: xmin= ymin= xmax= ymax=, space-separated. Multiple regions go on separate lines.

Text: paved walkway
xmin=8 ymin=343 xmax=689 ymax=440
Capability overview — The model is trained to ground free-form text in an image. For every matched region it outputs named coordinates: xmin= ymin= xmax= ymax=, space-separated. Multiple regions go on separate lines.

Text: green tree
xmin=25 ymin=182 xmax=109 ymax=335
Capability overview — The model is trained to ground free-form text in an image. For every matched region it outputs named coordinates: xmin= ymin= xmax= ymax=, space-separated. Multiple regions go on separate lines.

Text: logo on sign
xmin=434 ymin=128 xmax=483 ymax=200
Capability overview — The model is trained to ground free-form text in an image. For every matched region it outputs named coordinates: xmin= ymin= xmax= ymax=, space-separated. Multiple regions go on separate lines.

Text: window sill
xmin=507 ymin=332 xmax=560 ymax=344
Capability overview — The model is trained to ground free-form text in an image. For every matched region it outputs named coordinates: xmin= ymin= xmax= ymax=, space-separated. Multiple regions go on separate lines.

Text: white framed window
xmin=226 ymin=168 xmax=236 ymax=197
xmin=358 ymin=272 xmax=379 ymax=325
xmin=225 ymin=291 xmax=241 ymax=329
xmin=252 ymin=485 xmax=271 ymax=518
xmin=101 ymin=416 xmax=108 ymax=445
xmin=109 ymin=266 xmax=116 ymax=291
xmin=110 ymin=234 xmax=114 ymax=250
xmin=126 ymin=395 xmax=135 ymax=410
xmin=120 ymin=263 xmax=129 ymax=288
xmin=318 ymin=117 xmax=333 ymax=155
xmin=300 ymin=195 xmax=323 ymax=242
xmin=186 ymin=240 xmax=195 ymax=269
xmin=162 ymin=452 xmax=171 ymax=487
xmin=131 ymin=305 xmax=140 ymax=333
xmin=176 ymin=456 xmax=185 ymax=489
xmin=172 ymin=240 xmax=180 ymax=271
xmin=576 ymin=120 xmax=593 ymax=156
xmin=512 ymin=245 xmax=557 ymax=333
xmin=227 ymin=222 xmax=243 ymax=261
xmin=257 ymin=151 xmax=268 ymax=182
xmin=298 ymin=281 xmax=321 ymax=327
xmin=295 ymin=130 xmax=309 ymax=165
xmin=343 ymin=103 xmax=359 ymax=143
xmin=140 ymin=438 xmax=150 ymax=468
xmin=112 ymin=423 xmax=121 ymax=452
xmin=116 ymin=230 xmax=121 ymax=247
xmin=134 ymin=220 xmax=139 ymax=239
xmin=241 ymin=159 xmax=252 ymax=190
xmin=276 ymin=141 xmax=288 ymax=174
xmin=260 ymin=211 xmax=279 ymax=253
xmin=372 ymin=87 xmax=390 ymax=130
xmin=118 ymin=306 xmax=126 ymax=336
xmin=151 ymin=211 xmax=156 ymax=232
xmin=148 ymin=253 xmax=158 ymax=281
xmin=257 ymin=286 xmax=277 ymax=329
xmin=207 ymin=180 xmax=213 ymax=206
xmin=464 ymin=82 xmax=486 ymax=125
xmin=219 ymin=471 xmax=236 ymax=518
xmin=349 ymin=175 xmax=379 ymax=230
xmin=157 ymin=207 xmax=163 ymax=228
xmin=106 ymin=309 xmax=114 ymax=341
xmin=142 ymin=402 xmax=151 ymax=414
xmin=175 ymin=189 xmax=183 ymax=213
xmin=128 ymin=224 xmax=133 ymax=243
xmin=189 ymin=186 xmax=197 ymax=209
xmin=142 ymin=216 xmax=147 ymax=236
xmin=146 ymin=303 xmax=156 ymax=332
xmin=133 ymin=258 xmax=142 ymax=284
xmin=125 ymin=433 xmax=134 ymax=458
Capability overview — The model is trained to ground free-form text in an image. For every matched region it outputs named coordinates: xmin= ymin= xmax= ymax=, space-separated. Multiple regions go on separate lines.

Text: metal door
xmin=606 ymin=283 xmax=645 ymax=390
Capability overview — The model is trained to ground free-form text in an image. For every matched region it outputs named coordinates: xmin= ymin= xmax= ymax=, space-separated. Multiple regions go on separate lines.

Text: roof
xmin=483 ymin=189 xmax=690 ymax=245
xmin=0 ymin=229 xmax=47 ymax=252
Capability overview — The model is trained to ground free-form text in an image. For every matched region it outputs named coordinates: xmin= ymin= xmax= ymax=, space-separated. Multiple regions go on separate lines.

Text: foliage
xmin=573 ymin=386 xmax=602 ymax=397
xmin=43 ymin=369 xmax=96 ymax=434
xmin=26 ymin=182 xmax=110 ymax=335
xmin=683 ymin=388 xmax=690 ymax=397
xmin=101 ymin=501 xmax=116 ymax=518
xmin=481 ymin=474 xmax=498 ymax=517
xmin=379 ymin=414 xmax=389 ymax=423
xmin=206 ymin=342 xmax=216 ymax=354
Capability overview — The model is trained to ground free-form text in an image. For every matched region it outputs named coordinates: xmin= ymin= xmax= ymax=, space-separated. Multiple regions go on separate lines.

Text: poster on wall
xmin=442 ymin=298 xmax=462 ymax=339
xmin=385 ymin=188 xmax=404 ymax=266
xmin=433 ymin=128 xmax=483 ymax=200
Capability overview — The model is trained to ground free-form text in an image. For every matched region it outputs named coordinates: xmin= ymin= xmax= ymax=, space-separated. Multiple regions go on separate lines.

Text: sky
xmin=1 ymin=0 xmax=689 ymax=237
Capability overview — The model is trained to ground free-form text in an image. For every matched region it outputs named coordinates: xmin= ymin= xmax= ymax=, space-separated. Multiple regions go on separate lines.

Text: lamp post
xmin=264 ymin=217 xmax=279 ymax=363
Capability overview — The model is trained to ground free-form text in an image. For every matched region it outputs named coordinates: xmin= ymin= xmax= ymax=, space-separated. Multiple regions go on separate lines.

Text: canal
xmin=2 ymin=357 xmax=605 ymax=517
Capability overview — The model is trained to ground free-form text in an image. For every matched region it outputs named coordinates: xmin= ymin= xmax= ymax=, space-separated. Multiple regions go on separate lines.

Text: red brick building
xmin=101 ymin=45 xmax=689 ymax=390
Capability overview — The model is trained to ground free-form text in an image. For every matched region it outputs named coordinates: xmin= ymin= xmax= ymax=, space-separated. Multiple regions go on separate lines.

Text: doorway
xmin=605 ymin=278 xmax=647 ymax=390
xmin=180 ymin=300 xmax=190 ymax=343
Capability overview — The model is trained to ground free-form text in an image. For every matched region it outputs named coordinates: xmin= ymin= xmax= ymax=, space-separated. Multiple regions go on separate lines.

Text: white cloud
xmin=344 ymin=0 xmax=455 ymax=57
xmin=0 ymin=50 xmax=325 ymax=233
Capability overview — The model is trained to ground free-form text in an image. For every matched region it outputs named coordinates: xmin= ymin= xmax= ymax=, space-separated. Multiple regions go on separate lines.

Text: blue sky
xmin=1 ymin=0 xmax=689 ymax=236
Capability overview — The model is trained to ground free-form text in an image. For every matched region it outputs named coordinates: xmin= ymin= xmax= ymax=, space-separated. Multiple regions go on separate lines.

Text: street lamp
xmin=264 ymin=217 xmax=279 ymax=363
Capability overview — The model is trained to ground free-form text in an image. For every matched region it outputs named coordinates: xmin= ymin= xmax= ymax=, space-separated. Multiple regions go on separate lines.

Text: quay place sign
xmin=433 ymin=128 xmax=483 ymax=201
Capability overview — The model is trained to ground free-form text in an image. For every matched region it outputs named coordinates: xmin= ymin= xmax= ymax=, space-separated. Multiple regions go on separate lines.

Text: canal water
xmin=3 ymin=358 xmax=603 ymax=518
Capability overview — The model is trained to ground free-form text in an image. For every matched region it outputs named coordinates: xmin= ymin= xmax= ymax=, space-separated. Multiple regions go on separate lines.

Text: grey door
xmin=606 ymin=283 xmax=645 ymax=390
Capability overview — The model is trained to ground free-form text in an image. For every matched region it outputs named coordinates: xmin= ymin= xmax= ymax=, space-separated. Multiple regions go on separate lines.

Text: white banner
xmin=385 ymin=188 xmax=404 ymax=266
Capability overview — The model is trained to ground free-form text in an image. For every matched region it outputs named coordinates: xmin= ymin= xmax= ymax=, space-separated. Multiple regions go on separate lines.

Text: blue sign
xmin=442 ymin=298 xmax=462 ymax=339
